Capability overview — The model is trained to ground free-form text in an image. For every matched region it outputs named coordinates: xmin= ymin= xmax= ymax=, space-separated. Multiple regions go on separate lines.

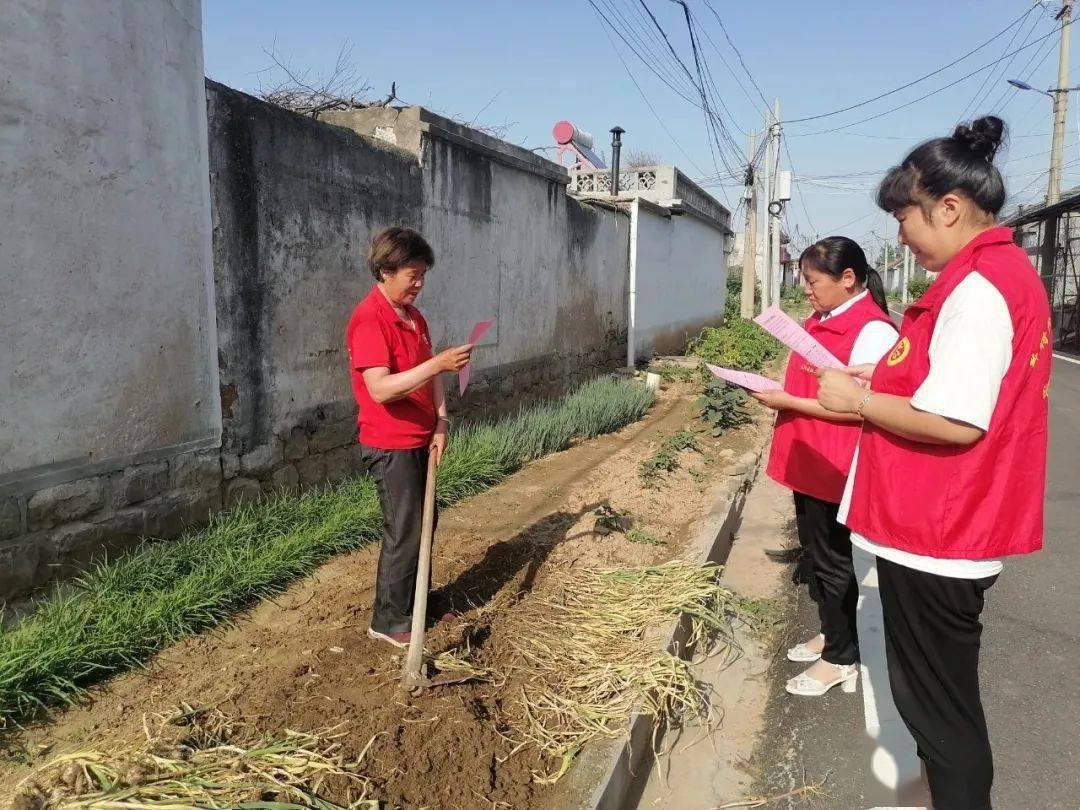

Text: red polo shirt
xmin=346 ymin=287 xmax=437 ymax=450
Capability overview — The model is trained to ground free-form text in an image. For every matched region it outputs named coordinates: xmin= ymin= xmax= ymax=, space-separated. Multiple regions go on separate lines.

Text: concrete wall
xmin=0 ymin=1 xmax=219 ymax=485
xmin=0 ymin=0 xmax=222 ymax=597
xmin=629 ymin=200 xmax=727 ymax=361
xmin=208 ymin=91 xmax=629 ymax=508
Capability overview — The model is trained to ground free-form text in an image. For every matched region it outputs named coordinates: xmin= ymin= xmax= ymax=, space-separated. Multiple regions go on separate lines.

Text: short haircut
xmin=367 ymin=227 xmax=435 ymax=281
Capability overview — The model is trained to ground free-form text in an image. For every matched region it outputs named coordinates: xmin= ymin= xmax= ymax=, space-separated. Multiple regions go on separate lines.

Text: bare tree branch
xmin=626 ymin=150 xmax=662 ymax=168
xmin=257 ymin=40 xmax=374 ymax=118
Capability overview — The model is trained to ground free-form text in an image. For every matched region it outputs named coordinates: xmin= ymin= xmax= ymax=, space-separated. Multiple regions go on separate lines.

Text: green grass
xmin=625 ymin=527 xmax=665 ymax=546
xmin=638 ymin=429 xmax=702 ymax=487
xmin=0 ymin=377 xmax=655 ymax=730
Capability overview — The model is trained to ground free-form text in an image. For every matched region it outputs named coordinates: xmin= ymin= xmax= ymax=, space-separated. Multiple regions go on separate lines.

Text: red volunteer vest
xmin=766 ymin=294 xmax=893 ymax=503
xmin=846 ymin=227 xmax=1051 ymax=560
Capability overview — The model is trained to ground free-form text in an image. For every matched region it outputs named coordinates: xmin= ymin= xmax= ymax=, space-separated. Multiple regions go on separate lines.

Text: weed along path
xmin=1 ymin=378 xmax=768 ymax=809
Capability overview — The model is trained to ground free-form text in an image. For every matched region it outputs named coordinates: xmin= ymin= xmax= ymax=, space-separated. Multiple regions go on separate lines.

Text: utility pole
xmin=741 ymin=130 xmax=758 ymax=318
xmin=1049 ymin=0 xmax=1074 ymax=205
xmin=902 ymin=245 xmax=912 ymax=305
xmin=1039 ymin=0 xmax=1074 ymax=288
xmin=767 ymin=99 xmax=782 ymax=310
xmin=883 ymin=240 xmax=890 ymax=293
xmin=762 ymin=108 xmax=774 ymax=310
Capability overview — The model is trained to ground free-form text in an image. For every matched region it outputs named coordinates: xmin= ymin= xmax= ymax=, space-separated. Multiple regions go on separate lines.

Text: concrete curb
xmin=561 ymin=421 xmax=771 ymax=810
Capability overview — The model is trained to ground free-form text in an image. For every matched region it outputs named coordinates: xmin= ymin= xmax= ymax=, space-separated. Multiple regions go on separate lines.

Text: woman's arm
xmin=817 ymin=369 xmax=984 ymax=445
xmin=362 ymin=345 xmax=472 ymax=404
xmin=750 ymin=390 xmax=862 ymax=423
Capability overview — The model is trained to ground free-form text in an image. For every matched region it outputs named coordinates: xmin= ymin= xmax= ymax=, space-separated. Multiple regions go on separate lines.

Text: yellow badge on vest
xmin=886 ymin=337 xmax=911 ymax=366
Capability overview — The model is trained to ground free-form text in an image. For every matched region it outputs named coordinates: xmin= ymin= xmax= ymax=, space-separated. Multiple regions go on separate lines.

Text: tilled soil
xmin=0 ymin=382 xmax=765 ymax=809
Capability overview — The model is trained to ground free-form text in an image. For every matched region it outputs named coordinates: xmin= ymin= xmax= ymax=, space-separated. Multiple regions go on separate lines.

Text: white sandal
xmin=785 ymin=663 xmax=858 ymax=696
xmin=786 ymin=633 xmax=824 ymax=662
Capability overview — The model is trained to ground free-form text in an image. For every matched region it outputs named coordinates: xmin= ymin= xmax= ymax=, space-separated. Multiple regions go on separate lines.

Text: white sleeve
xmin=850 ymin=321 xmax=900 ymax=366
xmin=909 ymin=273 xmax=1013 ymax=432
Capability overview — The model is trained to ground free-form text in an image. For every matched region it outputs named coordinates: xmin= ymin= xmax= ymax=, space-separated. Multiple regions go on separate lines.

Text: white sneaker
xmin=786 ymin=633 xmax=824 ymax=662
xmin=785 ymin=662 xmax=858 ymax=696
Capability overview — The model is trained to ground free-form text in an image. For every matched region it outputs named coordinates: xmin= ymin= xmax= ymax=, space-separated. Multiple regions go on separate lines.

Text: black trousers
xmin=792 ymin=492 xmax=858 ymax=665
xmin=877 ymin=557 xmax=998 ymax=810
xmin=361 ymin=444 xmax=435 ymax=635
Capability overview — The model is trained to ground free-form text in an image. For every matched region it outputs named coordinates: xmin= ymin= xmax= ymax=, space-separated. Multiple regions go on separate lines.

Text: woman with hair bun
xmin=818 ymin=115 xmax=1051 ymax=808
xmin=755 ymin=236 xmax=897 ymax=697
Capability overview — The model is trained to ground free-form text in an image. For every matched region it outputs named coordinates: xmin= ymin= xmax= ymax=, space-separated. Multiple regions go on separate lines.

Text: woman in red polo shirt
xmin=346 ymin=227 xmax=473 ymax=649
xmin=752 ymin=237 xmax=896 ymax=697
xmin=819 ymin=116 xmax=1050 ymax=808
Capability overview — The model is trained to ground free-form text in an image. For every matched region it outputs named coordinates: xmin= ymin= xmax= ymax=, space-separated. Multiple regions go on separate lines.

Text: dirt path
xmin=1 ymin=383 xmax=766 ymax=809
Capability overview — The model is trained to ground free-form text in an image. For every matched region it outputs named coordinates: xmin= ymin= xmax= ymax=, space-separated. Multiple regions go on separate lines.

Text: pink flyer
xmin=458 ymin=318 xmax=496 ymax=395
xmin=706 ymin=364 xmax=783 ymax=393
xmin=753 ymin=306 xmax=843 ymax=369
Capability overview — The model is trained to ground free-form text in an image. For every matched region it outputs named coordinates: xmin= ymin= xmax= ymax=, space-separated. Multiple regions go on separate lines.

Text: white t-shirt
xmin=819 ymin=290 xmax=899 ymax=366
xmin=839 ymin=273 xmax=1013 ymax=578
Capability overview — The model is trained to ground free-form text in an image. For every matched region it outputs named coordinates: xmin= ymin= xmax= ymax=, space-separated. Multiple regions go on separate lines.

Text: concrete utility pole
xmin=902 ymin=245 xmax=913 ymax=305
xmin=1049 ymin=0 xmax=1074 ymax=205
xmin=741 ymin=130 xmax=758 ymax=318
xmin=883 ymin=240 xmax=890 ymax=292
xmin=767 ymin=99 xmax=782 ymax=310
xmin=762 ymin=109 xmax=774 ymax=310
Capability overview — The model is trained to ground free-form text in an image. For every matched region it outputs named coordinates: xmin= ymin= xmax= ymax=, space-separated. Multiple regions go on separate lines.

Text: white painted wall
xmin=629 ymin=201 xmax=728 ymax=362
xmin=0 ymin=0 xmax=219 ymax=489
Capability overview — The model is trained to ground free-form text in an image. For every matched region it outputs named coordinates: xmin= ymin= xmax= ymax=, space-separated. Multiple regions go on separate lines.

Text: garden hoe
xmin=400 ymin=451 xmax=475 ymax=693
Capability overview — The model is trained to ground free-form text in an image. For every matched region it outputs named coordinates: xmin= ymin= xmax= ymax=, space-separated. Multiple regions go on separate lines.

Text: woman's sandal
xmin=786 ymin=633 xmax=824 ymax=662
xmin=785 ymin=662 xmax=858 ymax=696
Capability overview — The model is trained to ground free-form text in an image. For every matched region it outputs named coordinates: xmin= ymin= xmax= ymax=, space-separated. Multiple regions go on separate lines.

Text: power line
xmin=587 ymin=0 xmax=704 ymax=111
xmin=987 ymin=14 xmax=1060 ymax=112
xmin=782 ymin=5 xmax=1041 ymax=125
xmin=698 ymin=0 xmax=772 ymax=112
xmin=955 ymin=3 xmax=1040 ymax=123
xmin=792 ymin=19 xmax=1069 ymax=137
xmin=636 ymin=0 xmax=743 ymax=172
xmin=588 ymin=0 xmax=711 ymax=177
xmin=597 ymin=0 xmax=699 ymax=97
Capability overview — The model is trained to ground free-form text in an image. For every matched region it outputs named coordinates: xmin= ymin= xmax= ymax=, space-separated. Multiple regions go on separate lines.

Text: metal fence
xmin=1009 ymin=195 xmax=1080 ymax=357
xmin=1016 ymin=214 xmax=1080 ymax=355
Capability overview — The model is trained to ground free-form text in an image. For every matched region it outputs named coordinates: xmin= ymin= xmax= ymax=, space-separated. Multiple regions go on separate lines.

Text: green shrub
xmin=687 ymin=318 xmax=781 ymax=372
xmin=908 ymin=275 xmax=933 ymax=300
xmin=0 ymin=376 xmax=655 ymax=728
xmin=696 ymin=380 xmax=752 ymax=436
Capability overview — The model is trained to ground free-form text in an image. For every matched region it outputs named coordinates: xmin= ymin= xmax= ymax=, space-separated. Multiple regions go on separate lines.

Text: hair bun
xmin=953 ymin=115 xmax=1006 ymax=162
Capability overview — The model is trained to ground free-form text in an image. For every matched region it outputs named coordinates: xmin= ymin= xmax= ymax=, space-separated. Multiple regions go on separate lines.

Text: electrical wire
xmin=782 ymin=6 xmax=1043 ymax=125
xmin=955 ymin=3 xmax=1041 ymax=123
xmin=792 ymin=20 xmax=1069 ymax=137
xmin=589 ymin=1 xmax=711 ymax=177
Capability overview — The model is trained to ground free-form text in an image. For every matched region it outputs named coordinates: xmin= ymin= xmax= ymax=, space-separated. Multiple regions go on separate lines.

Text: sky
xmin=201 ymin=1 xmax=1080 ymax=258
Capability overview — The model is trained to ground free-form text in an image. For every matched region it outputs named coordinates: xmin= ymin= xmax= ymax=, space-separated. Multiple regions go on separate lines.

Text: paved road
xmin=751 ymin=356 xmax=1080 ymax=808
xmin=981 ymin=355 xmax=1080 ymax=809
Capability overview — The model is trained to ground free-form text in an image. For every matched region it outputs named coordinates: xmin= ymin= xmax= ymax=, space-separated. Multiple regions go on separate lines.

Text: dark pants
xmin=877 ymin=557 xmax=997 ymax=810
xmin=361 ymin=444 xmax=434 ymax=635
xmin=792 ymin=492 xmax=858 ymax=665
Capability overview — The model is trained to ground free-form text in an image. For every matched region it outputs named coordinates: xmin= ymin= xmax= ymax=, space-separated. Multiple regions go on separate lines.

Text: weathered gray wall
xmin=207 ymin=88 xmax=629 ymax=507
xmin=0 ymin=0 xmax=219 ymax=486
xmin=630 ymin=200 xmax=727 ymax=361
xmin=0 ymin=0 xmax=222 ymax=598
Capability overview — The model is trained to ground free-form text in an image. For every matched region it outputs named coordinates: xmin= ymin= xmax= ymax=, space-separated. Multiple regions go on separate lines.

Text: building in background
xmin=1005 ymin=188 xmax=1080 ymax=357
xmin=569 ymin=164 xmax=733 ymax=363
